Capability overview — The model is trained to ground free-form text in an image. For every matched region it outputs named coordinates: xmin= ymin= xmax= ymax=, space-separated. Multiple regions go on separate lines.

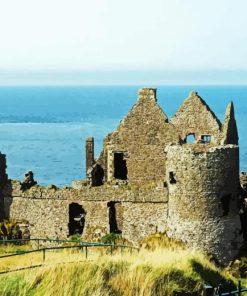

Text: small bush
xmin=100 ymin=233 xmax=122 ymax=245
xmin=69 ymin=234 xmax=82 ymax=242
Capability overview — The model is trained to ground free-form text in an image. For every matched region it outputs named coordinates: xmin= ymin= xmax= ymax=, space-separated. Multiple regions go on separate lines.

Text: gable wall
xmin=170 ymin=92 xmax=222 ymax=144
xmin=106 ymin=88 xmax=180 ymax=186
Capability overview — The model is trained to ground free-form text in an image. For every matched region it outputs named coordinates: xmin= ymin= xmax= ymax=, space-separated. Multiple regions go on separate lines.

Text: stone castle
xmin=0 ymin=88 xmax=246 ymax=264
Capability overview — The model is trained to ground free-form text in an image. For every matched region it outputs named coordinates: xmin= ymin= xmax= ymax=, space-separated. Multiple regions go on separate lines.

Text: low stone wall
xmin=3 ymin=181 xmax=168 ymax=242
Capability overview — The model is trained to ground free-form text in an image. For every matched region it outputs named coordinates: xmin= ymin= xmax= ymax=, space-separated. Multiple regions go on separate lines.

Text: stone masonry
xmin=0 ymin=88 xmax=244 ymax=264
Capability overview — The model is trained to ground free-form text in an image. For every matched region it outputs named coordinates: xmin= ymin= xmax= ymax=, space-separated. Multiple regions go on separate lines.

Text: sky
xmin=0 ymin=0 xmax=247 ymax=85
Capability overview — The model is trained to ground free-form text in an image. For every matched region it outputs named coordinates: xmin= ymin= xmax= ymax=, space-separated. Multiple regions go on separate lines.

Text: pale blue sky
xmin=0 ymin=0 xmax=247 ymax=85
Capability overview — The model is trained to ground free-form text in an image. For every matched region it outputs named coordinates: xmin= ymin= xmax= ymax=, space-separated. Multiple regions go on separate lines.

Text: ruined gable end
xmin=103 ymin=88 xmax=180 ymax=186
xmin=170 ymin=91 xmax=222 ymax=144
xmin=221 ymin=101 xmax=238 ymax=145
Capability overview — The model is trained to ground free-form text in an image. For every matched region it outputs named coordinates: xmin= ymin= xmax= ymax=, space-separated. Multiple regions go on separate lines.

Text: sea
xmin=0 ymin=85 xmax=246 ymax=187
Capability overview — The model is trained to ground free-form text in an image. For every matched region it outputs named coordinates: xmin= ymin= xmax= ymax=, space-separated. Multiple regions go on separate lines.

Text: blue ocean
xmin=0 ymin=85 xmax=246 ymax=187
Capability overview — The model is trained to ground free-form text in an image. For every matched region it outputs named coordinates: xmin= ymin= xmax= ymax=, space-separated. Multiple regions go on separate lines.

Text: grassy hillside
xmin=0 ymin=241 xmax=239 ymax=296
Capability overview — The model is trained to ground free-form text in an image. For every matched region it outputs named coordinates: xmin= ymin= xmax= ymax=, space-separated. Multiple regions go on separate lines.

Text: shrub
xmin=100 ymin=233 xmax=122 ymax=245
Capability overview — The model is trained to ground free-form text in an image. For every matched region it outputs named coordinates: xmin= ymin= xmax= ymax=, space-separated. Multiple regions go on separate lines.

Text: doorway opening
xmin=68 ymin=203 xmax=86 ymax=236
xmin=107 ymin=201 xmax=121 ymax=234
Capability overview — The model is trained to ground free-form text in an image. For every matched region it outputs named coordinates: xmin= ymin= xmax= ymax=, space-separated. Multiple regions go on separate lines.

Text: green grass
xmin=0 ymin=247 xmax=238 ymax=296
xmin=0 ymin=234 xmax=245 ymax=296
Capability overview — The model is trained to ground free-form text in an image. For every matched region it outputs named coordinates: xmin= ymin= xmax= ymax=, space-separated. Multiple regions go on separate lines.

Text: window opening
xmin=114 ymin=152 xmax=127 ymax=180
xmin=185 ymin=134 xmax=196 ymax=144
xmin=92 ymin=164 xmax=104 ymax=186
xmin=201 ymin=135 xmax=211 ymax=144
xmin=169 ymin=172 xmax=176 ymax=184
xmin=68 ymin=203 xmax=86 ymax=236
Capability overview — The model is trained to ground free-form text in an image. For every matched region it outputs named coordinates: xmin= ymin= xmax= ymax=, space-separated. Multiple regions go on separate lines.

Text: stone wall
xmin=170 ymin=91 xmax=222 ymax=144
xmin=3 ymin=181 xmax=168 ymax=241
xmin=222 ymin=102 xmax=238 ymax=145
xmin=122 ymin=202 xmax=167 ymax=243
xmin=0 ymin=88 xmax=242 ymax=265
xmin=165 ymin=144 xmax=242 ymax=263
xmin=4 ymin=196 xmax=69 ymax=239
xmin=105 ymin=88 xmax=180 ymax=186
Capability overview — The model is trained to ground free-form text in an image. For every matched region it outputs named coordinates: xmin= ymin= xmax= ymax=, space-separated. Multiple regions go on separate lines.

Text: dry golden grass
xmin=0 ymin=243 xmax=31 ymax=255
xmin=0 ymin=246 xmax=108 ymax=273
xmin=0 ymin=241 xmax=238 ymax=296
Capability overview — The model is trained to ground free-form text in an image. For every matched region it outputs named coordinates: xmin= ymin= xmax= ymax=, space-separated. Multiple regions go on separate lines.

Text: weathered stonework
xmin=222 ymin=102 xmax=239 ymax=145
xmin=3 ymin=181 xmax=168 ymax=242
xmin=100 ymin=88 xmax=180 ymax=187
xmin=170 ymin=91 xmax=222 ymax=144
xmin=0 ymin=88 xmax=243 ymax=264
xmin=165 ymin=145 xmax=241 ymax=263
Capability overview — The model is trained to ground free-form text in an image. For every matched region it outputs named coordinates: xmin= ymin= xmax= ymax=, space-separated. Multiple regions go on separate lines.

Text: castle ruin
xmin=0 ymin=88 xmax=245 ymax=264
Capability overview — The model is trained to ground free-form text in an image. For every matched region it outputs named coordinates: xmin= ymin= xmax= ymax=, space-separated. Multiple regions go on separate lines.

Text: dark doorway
xmin=114 ymin=153 xmax=127 ymax=180
xmin=107 ymin=201 xmax=121 ymax=234
xmin=92 ymin=164 xmax=104 ymax=186
xmin=68 ymin=203 xmax=86 ymax=236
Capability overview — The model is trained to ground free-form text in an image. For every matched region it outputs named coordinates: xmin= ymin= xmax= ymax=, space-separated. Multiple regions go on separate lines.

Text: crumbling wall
xmin=3 ymin=181 xmax=168 ymax=241
xmin=221 ymin=101 xmax=238 ymax=145
xmin=105 ymin=88 xmax=180 ymax=186
xmin=170 ymin=92 xmax=222 ymax=144
xmin=166 ymin=144 xmax=242 ymax=264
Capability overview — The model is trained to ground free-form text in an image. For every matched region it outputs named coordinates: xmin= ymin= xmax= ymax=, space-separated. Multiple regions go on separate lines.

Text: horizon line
xmin=0 ymin=83 xmax=247 ymax=86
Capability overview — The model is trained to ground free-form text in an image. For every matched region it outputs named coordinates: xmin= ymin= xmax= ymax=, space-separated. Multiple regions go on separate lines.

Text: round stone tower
xmin=165 ymin=144 xmax=242 ymax=264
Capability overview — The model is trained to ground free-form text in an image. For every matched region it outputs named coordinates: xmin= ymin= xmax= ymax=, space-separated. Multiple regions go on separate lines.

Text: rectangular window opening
xmin=201 ymin=135 xmax=211 ymax=144
xmin=114 ymin=152 xmax=127 ymax=180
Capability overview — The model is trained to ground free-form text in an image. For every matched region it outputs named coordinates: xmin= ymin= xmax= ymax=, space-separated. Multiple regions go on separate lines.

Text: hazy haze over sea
xmin=0 ymin=85 xmax=246 ymax=187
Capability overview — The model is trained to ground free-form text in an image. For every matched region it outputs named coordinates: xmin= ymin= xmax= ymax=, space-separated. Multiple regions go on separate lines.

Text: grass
xmin=0 ymin=235 xmax=240 ymax=296
xmin=0 ymin=243 xmax=32 ymax=255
